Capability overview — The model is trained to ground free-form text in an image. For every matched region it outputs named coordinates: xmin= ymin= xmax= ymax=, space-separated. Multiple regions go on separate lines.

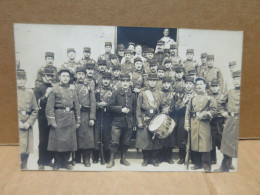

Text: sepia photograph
xmin=14 ymin=23 xmax=243 ymax=172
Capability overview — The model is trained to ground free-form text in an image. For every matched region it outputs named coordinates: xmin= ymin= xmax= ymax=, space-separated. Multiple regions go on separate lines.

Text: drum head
xmin=149 ymin=114 xmax=167 ymax=132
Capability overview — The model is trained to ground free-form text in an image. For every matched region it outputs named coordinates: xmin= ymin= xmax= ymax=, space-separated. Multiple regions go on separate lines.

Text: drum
xmin=148 ymin=113 xmax=176 ymax=139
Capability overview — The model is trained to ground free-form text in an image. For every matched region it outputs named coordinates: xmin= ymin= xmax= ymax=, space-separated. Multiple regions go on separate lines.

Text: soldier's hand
xmin=222 ymin=112 xmax=229 ymax=118
xmin=45 ymin=87 xmax=53 ymax=97
xmin=185 ymin=126 xmax=190 ymax=132
xmin=23 ymin=122 xmax=30 ymax=129
xmin=76 ymin=123 xmax=80 ymax=129
xmin=122 ymin=107 xmax=130 ymax=113
xmin=51 ymin=124 xmax=57 ymax=128
xmin=138 ymin=124 xmax=144 ymax=128
xmin=19 ymin=121 xmax=25 ymax=129
xmin=98 ymin=102 xmax=107 ymax=107
xmin=133 ymin=88 xmax=140 ymax=93
xmin=89 ymin=120 xmax=95 ymax=127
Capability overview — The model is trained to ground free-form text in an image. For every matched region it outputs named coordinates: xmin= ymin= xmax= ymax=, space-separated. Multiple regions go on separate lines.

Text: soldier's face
xmin=59 ymin=72 xmax=70 ymax=84
xmin=148 ymin=80 xmax=157 ymax=88
xmin=128 ymin=45 xmax=135 ymax=52
xmin=45 ymin=57 xmax=54 ymax=66
xmin=125 ymin=53 xmax=132 ymax=61
xmin=175 ymin=72 xmax=183 ymax=79
xmin=17 ymin=78 xmax=26 ymax=87
xmin=67 ymin=51 xmax=76 ymax=60
xmin=185 ymin=82 xmax=194 ymax=91
xmin=170 ymin=48 xmax=177 ymax=55
xmin=118 ymin=50 xmax=124 ymax=57
xmin=189 ymin=74 xmax=197 ymax=81
xmin=150 ymin=65 xmax=157 ymax=73
xmin=157 ymin=45 xmax=164 ymax=52
xmin=196 ymin=80 xmax=206 ymax=92
xmin=158 ymin=70 xmax=165 ymax=78
xmin=102 ymin=78 xmax=111 ymax=87
xmin=207 ymin=59 xmax=214 ymax=67
xmin=105 ymin=46 xmax=112 ymax=53
xmin=113 ymin=70 xmax=121 ymax=77
xmin=111 ymin=58 xmax=117 ymax=65
xmin=83 ymin=51 xmax=91 ymax=58
xmin=134 ymin=61 xmax=143 ymax=71
xmin=233 ymin=77 xmax=241 ymax=88
xmin=99 ymin=65 xmax=106 ymax=72
xmin=86 ymin=68 xmax=94 ymax=77
xmin=146 ymin=53 xmax=154 ymax=60
xmin=201 ymin=57 xmax=207 ymax=64
xmin=163 ymin=29 xmax=169 ymax=36
xmin=210 ymin=85 xmax=220 ymax=93
xmin=42 ymin=75 xmax=54 ymax=84
xmin=76 ymin=72 xmax=86 ymax=82
xmin=121 ymin=80 xmax=130 ymax=89
xmin=135 ymin=46 xmax=142 ymax=55
xmin=162 ymin=82 xmax=171 ymax=89
xmin=165 ymin=62 xmax=172 ymax=69
xmin=229 ymin=65 xmax=237 ymax=73
xmin=186 ymin=53 xmax=194 ymax=60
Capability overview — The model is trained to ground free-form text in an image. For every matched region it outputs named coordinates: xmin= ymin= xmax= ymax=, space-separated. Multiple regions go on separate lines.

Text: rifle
xmin=96 ymin=91 xmax=105 ymax=165
xmin=132 ymin=91 xmax=138 ymax=131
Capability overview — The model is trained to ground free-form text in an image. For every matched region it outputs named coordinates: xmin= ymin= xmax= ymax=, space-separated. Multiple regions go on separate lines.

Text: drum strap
xmin=145 ymin=90 xmax=156 ymax=108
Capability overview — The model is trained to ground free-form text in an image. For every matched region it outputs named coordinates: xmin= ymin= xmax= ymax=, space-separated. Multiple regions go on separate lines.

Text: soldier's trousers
xmin=192 ymin=151 xmax=211 ymax=170
xmin=54 ymin=152 xmax=71 ymax=167
xmin=20 ymin=153 xmax=29 ymax=169
xmin=142 ymin=150 xmax=159 ymax=163
xmin=110 ymin=126 xmax=133 ymax=153
xmin=159 ymin=148 xmax=173 ymax=162
xmin=219 ymin=154 xmax=232 ymax=172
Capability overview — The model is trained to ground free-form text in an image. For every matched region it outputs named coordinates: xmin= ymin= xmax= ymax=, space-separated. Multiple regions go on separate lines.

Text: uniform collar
xmin=118 ymin=88 xmax=131 ymax=96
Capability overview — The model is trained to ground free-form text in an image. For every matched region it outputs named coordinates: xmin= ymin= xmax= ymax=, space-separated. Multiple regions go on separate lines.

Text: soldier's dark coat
xmin=35 ymin=65 xmax=58 ymax=86
xmin=46 ymin=83 xmax=81 ymax=152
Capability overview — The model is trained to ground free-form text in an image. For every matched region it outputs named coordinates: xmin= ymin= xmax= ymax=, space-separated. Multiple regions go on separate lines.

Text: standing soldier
xmin=156 ymin=66 xmax=166 ymax=89
xmin=116 ymin=44 xmax=125 ymax=63
xmin=172 ymin=66 xmax=185 ymax=94
xmin=162 ymin=44 xmax=182 ymax=65
xmin=163 ymin=59 xmax=175 ymax=81
xmin=95 ymin=60 xmax=108 ymax=89
xmin=121 ymin=49 xmax=134 ymax=75
xmin=154 ymin=40 xmax=169 ymax=65
xmin=201 ymin=55 xmax=224 ymax=93
xmin=111 ymin=65 xmax=122 ymax=91
xmin=136 ymin=74 xmax=166 ymax=167
xmin=85 ymin=62 xmax=98 ymax=90
xmin=75 ymin=67 xmax=96 ymax=167
xmin=183 ymin=49 xmax=198 ymax=79
xmin=215 ymin=70 xmax=241 ymax=172
xmin=208 ymin=79 xmax=225 ymax=165
xmin=34 ymin=67 xmax=56 ymax=170
xmin=174 ymin=77 xmax=194 ymax=164
xmin=93 ymin=72 xmax=113 ymax=164
xmin=17 ymin=69 xmax=39 ymax=169
xmin=130 ymin=57 xmax=145 ymax=93
xmin=143 ymin=48 xmax=155 ymax=74
xmin=46 ymin=68 xmax=81 ymax=170
xmin=79 ymin=47 xmax=97 ymax=71
xmin=106 ymin=74 xmax=136 ymax=168
xmin=197 ymin=53 xmax=208 ymax=77
xmin=108 ymin=54 xmax=120 ymax=72
xmin=35 ymin=52 xmax=58 ymax=87
xmin=185 ymin=77 xmax=217 ymax=172
xmin=98 ymin=42 xmax=113 ymax=67
xmin=224 ymin=61 xmax=239 ymax=93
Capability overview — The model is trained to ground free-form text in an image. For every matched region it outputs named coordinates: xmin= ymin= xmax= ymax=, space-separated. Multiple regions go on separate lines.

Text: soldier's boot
xmin=142 ymin=150 xmax=149 ymax=166
xmin=214 ymin=159 xmax=226 ymax=172
xmin=106 ymin=152 xmax=116 ymax=168
xmin=83 ymin=149 xmax=91 ymax=167
xmin=151 ymin=150 xmax=159 ymax=167
xmin=120 ymin=151 xmax=130 ymax=166
xmin=166 ymin=148 xmax=174 ymax=164
xmin=20 ymin=153 xmax=29 ymax=170
xmin=92 ymin=149 xmax=99 ymax=163
xmin=104 ymin=150 xmax=111 ymax=164
xmin=178 ymin=148 xmax=185 ymax=164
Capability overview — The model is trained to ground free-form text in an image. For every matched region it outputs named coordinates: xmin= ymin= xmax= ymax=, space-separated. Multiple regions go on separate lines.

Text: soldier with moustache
xmin=108 ymin=54 xmax=120 ymax=72
xmin=46 ymin=68 xmax=81 ymax=170
xmin=121 ymin=49 xmax=134 ymax=75
xmin=98 ymin=42 xmax=113 ymax=67
xmin=172 ymin=66 xmax=186 ymax=94
xmin=130 ymin=57 xmax=145 ymax=93
xmin=93 ymin=72 xmax=113 ymax=164
xmin=79 ymin=47 xmax=97 ymax=71
xmin=185 ymin=77 xmax=217 ymax=172
xmin=116 ymin=44 xmax=125 ymax=63
xmin=111 ymin=65 xmax=122 ymax=91
xmin=95 ymin=60 xmax=108 ymax=89
xmin=17 ymin=69 xmax=39 ymax=169
xmin=106 ymin=74 xmax=136 ymax=168
xmin=136 ymin=74 xmax=167 ymax=167
xmin=162 ymin=44 xmax=182 ymax=65
xmin=143 ymin=48 xmax=156 ymax=74
xmin=215 ymin=70 xmax=241 ymax=172
xmin=183 ymin=49 xmax=198 ymax=79
xmin=174 ymin=77 xmax=194 ymax=164
xmin=154 ymin=40 xmax=169 ymax=65
xmin=156 ymin=66 xmax=166 ymax=89
xmin=163 ymin=59 xmax=175 ymax=81
xmin=34 ymin=66 xmax=56 ymax=170
xmin=197 ymin=53 xmax=208 ymax=78
xmin=84 ymin=62 xmax=98 ymax=90
xmin=74 ymin=67 xmax=96 ymax=167
xmin=35 ymin=52 xmax=58 ymax=87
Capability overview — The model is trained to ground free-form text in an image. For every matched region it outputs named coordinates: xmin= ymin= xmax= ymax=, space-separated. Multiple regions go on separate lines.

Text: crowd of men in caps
xmin=17 ymin=36 xmax=241 ymax=172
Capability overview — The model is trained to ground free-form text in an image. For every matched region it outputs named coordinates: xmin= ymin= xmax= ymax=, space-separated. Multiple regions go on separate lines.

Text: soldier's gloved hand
xmin=89 ymin=120 xmax=95 ymax=127
xmin=51 ymin=124 xmax=57 ymax=128
xmin=98 ymin=102 xmax=107 ymax=108
xmin=45 ymin=87 xmax=53 ymax=97
xmin=23 ymin=122 xmax=30 ymax=130
xmin=222 ymin=112 xmax=229 ymax=118
xmin=133 ymin=88 xmax=140 ymax=93
xmin=184 ymin=126 xmax=190 ymax=132
xmin=76 ymin=123 xmax=80 ymax=129
xmin=122 ymin=107 xmax=130 ymax=113
xmin=19 ymin=121 xmax=25 ymax=129
xmin=138 ymin=124 xmax=144 ymax=128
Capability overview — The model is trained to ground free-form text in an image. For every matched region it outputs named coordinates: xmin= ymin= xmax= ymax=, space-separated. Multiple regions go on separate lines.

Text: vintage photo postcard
xmin=14 ymin=23 xmax=243 ymax=172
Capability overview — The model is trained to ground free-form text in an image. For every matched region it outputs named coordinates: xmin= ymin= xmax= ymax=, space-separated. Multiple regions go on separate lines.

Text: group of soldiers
xmin=17 ymin=38 xmax=241 ymax=172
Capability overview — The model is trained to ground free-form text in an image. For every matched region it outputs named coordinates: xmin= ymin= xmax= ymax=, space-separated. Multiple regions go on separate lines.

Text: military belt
xmin=54 ymin=107 xmax=74 ymax=112
xmin=80 ymin=105 xmax=90 ymax=112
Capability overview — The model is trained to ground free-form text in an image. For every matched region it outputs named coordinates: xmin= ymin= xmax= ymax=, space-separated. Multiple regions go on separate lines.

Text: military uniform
xmin=17 ymin=69 xmax=39 ymax=169
xmin=136 ymin=74 xmax=166 ymax=166
xmin=84 ymin=62 xmax=98 ymax=90
xmin=93 ymin=72 xmax=113 ymax=164
xmin=75 ymin=67 xmax=96 ymax=167
xmin=79 ymin=47 xmax=97 ymax=71
xmin=46 ymin=68 xmax=81 ymax=170
xmin=185 ymin=77 xmax=217 ymax=171
xmin=111 ymin=65 xmax=122 ymax=91
xmin=121 ymin=60 xmax=134 ymax=75
xmin=197 ymin=53 xmax=208 ymax=78
xmin=34 ymin=67 xmax=56 ymax=169
xmin=106 ymin=74 xmax=136 ymax=168
xmin=154 ymin=51 xmax=169 ymax=66
xmin=183 ymin=49 xmax=198 ymax=79
xmin=116 ymin=44 xmax=125 ymax=63
xmin=162 ymin=44 xmax=182 ymax=65
xmin=94 ymin=60 xmax=108 ymax=89
xmin=172 ymin=66 xmax=185 ymax=94
xmin=98 ymin=42 xmax=113 ymax=68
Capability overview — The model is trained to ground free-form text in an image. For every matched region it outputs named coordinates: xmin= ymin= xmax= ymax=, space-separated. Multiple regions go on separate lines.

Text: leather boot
xmin=85 ymin=149 xmax=91 ymax=167
xmin=120 ymin=151 xmax=130 ymax=166
xmin=106 ymin=152 xmax=116 ymax=168
xmin=104 ymin=150 xmax=111 ymax=164
xmin=165 ymin=148 xmax=174 ymax=164
xmin=142 ymin=150 xmax=149 ymax=166
xmin=92 ymin=149 xmax=99 ymax=163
